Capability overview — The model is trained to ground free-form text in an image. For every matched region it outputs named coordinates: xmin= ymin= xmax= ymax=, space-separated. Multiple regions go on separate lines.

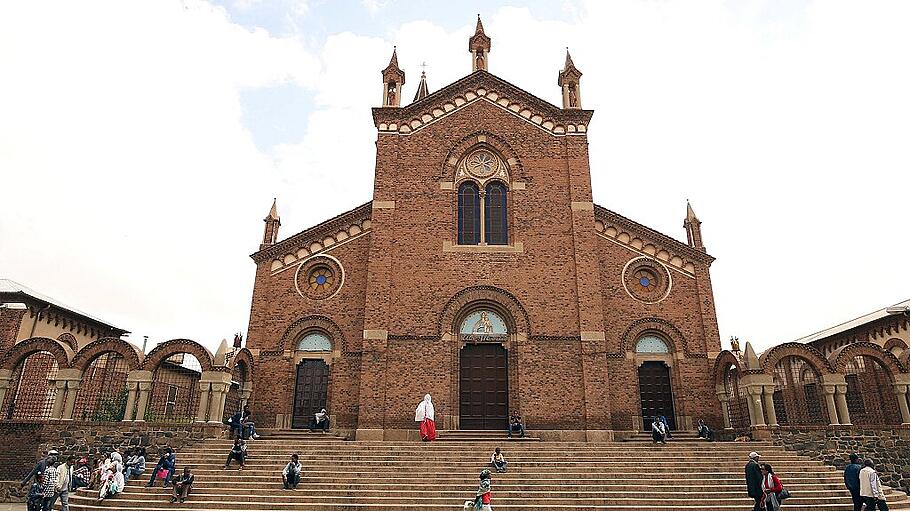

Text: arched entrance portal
xmin=291 ymin=332 xmax=332 ymax=429
xmin=635 ymin=335 xmax=676 ymax=431
xmin=459 ymin=311 xmax=509 ymax=430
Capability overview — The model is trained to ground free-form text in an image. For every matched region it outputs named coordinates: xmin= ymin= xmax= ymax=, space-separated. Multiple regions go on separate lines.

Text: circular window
xmin=622 ymin=257 xmax=671 ymax=304
xmin=295 ymin=256 xmax=344 ymax=300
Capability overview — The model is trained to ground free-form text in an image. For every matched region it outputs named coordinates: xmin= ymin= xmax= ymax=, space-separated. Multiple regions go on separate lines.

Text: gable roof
xmin=373 ymin=70 xmax=593 ymax=137
xmin=251 ymin=201 xmax=373 ymax=264
xmin=0 ymin=278 xmax=128 ymax=334
xmin=792 ymin=298 xmax=910 ymax=345
xmin=594 ymin=204 xmax=714 ymax=264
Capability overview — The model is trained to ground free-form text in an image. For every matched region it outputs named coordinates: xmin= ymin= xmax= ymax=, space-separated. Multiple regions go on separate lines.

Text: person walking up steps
xmin=415 ymin=394 xmax=436 ymax=441
xmin=860 ymin=459 xmax=890 ymax=511
xmin=745 ymin=451 xmax=763 ymax=511
xmin=760 ymin=463 xmax=784 ymax=511
xmin=845 ymin=453 xmax=864 ymax=511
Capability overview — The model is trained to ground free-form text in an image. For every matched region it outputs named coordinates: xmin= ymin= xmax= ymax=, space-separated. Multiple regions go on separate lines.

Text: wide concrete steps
xmin=64 ymin=432 xmax=910 ymax=511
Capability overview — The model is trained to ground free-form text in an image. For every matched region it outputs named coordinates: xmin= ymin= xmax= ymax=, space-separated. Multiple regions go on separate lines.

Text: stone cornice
xmin=594 ymin=204 xmax=715 ymax=272
xmin=373 ymin=70 xmax=593 ymax=137
xmin=251 ymin=202 xmax=372 ymax=265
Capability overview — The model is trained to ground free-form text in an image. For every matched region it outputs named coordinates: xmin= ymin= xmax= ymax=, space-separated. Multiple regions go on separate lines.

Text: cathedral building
xmin=245 ymin=18 xmax=723 ymax=440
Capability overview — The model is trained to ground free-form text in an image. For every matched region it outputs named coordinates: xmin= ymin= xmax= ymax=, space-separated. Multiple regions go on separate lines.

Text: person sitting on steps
xmin=490 ymin=447 xmax=507 ymax=473
xmin=282 ymin=454 xmax=302 ymax=490
xmin=651 ymin=417 xmax=668 ymax=444
xmin=242 ymin=405 xmax=260 ymax=440
xmin=224 ymin=438 xmax=246 ymax=470
xmin=170 ymin=467 xmax=194 ymax=504
xmin=146 ymin=448 xmax=175 ymax=488
xmin=507 ymin=414 xmax=524 ymax=438
xmin=696 ymin=419 xmax=714 ymax=441
xmin=310 ymin=409 xmax=330 ymax=432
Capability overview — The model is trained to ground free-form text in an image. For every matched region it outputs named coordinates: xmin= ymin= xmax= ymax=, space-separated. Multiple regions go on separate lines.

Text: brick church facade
xmin=245 ymin=18 xmax=723 ymax=440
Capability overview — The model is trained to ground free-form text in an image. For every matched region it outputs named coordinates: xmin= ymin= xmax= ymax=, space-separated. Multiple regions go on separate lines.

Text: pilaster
xmin=0 ymin=370 xmax=11 ymax=410
xmin=762 ymin=385 xmax=778 ymax=427
xmin=127 ymin=370 xmax=154 ymax=422
xmin=715 ymin=384 xmax=731 ymax=429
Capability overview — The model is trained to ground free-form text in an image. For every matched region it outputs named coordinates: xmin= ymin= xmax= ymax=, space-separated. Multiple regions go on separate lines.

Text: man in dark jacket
xmin=745 ymin=451 xmax=763 ymax=511
xmin=845 ymin=453 xmax=863 ymax=511
xmin=21 ymin=450 xmax=58 ymax=487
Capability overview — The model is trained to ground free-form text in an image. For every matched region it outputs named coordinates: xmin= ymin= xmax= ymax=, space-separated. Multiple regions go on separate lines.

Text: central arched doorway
xmin=291 ymin=332 xmax=331 ymax=429
xmin=635 ymin=334 xmax=676 ymax=431
xmin=459 ymin=310 xmax=509 ymax=430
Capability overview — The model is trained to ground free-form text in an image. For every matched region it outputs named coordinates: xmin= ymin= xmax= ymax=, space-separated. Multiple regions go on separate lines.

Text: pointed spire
xmin=558 ymin=48 xmax=583 ymax=109
xmin=474 ymin=14 xmax=486 ymax=37
xmin=261 ymin=198 xmax=281 ymax=249
xmin=413 ymin=70 xmax=429 ymax=102
xmin=743 ymin=342 xmax=761 ymax=370
xmin=683 ymin=200 xmax=705 ymax=251
xmin=214 ymin=338 xmax=230 ymax=366
xmin=382 ymin=46 xmax=406 ymax=107
xmin=469 ymin=14 xmax=491 ymax=72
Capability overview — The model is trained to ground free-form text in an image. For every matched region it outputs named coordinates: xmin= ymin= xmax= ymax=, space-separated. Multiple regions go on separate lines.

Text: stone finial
xmin=382 ymin=46 xmax=406 ymax=107
xmin=469 ymin=15 xmax=491 ymax=72
xmin=743 ymin=341 xmax=761 ymax=370
xmin=683 ymin=200 xmax=705 ymax=251
xmin=558 ymin=48 xmax=583 ymax=109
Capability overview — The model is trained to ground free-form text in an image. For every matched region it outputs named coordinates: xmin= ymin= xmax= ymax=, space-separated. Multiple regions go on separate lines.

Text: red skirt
xmin=419 ymin=418 xmax=437 ymax=441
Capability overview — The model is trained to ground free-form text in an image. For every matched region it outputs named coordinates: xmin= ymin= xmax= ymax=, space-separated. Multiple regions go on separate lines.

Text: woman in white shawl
xmin=415 ymin=394 xmax=437 ymax=441
xmin=98 ymin=452 xmax=125 ymax=502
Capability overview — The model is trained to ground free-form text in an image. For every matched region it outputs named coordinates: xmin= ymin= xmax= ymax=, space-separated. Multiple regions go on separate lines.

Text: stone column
xmin=62 ymin=381 xmax=80 ymax=420
xmin=239 ymin=384 xmax=253 ymax=410
xmin=126 ymin=370 xmax=153 ymax=422
xmin=50 ymin=380 xmax=67 ymax=420
xmin=208 ymin=383 xmax=228 ymax=424
xmin=715 ymin=386 xmax=732 ymax=429
xmin=762 ymin=385 xmax=778 ymax=426
xmin=0 ymin=370 xmax=12 ymax=411
xmin=747 ymin=385 xmax=766 ymax=426
xmin=894 ymin=384 xmax=910 ymax=424
xmin=122 ymin=382 xmax=138 ymax=422
xmin=195 ymin=382 xmax=211 ymax=423
xmin=135 ymin=382 xmax=152 ymax=422
xmin=822 ymin=384 xmax=839 ymax=425
xmin=835 ymin=384 xmax=852 ymax=425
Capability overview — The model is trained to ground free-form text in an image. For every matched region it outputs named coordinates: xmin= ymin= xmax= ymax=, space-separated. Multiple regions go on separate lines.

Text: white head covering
xmin=415 ymin=394 xmax=435 ymax=422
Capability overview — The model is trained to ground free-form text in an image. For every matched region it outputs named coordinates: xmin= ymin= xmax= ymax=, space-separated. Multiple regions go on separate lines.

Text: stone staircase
xmin=64 ymin=430 xmax=910 ymax=510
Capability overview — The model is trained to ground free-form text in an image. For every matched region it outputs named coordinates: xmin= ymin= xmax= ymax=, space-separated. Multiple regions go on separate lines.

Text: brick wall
xmin=772 ymin=425 xmax=910 ymax=494
xmin=0 ymin=307 xmax=25 ymax=354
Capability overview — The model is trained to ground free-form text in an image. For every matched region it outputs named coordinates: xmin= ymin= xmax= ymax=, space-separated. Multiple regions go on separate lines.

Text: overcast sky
xmin=1 ymin=0 xmax=908 ymax=355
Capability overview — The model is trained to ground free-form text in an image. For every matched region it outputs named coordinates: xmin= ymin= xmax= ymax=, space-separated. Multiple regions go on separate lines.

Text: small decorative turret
xmin=381 ymin=47 xmax=405 ymax=107
xmin=413 ymin=69 xmax=429 ymax=102
xmin=469 ymin=15 xmax=491 ymax=72
xmin=558 ymin=49 xmax=583 ymax=109
xmin=261 ymin=198 xmax=280 ymax=249
xmin=683 ymin=201 xmax=705 ymax=251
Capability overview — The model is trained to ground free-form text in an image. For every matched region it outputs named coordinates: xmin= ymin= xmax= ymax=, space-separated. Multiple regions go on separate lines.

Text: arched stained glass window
xmin=297 ymin=332 xmax=332 ymax=352
xmin=635 ymin=335 xmax=669 ymax=353
xmin=458 ymin=181 xmax=481 ymax=245
xmin=484 ymin=181 xmax=508 ymax=245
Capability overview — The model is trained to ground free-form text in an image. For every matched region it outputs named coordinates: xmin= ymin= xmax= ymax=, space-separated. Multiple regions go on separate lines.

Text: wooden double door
xmin=460 ymin=343 xmax=509 ymax=430
xmin=292 ymin=360 xmax=329 ymax=429
xmin=638 ymin=361 xmax=676 ymax=430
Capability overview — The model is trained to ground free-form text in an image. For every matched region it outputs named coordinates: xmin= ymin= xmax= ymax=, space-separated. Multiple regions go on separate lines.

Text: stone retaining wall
xmin=770 ymin=425 xmax=910 ymax=493
xmin=0 ymin=421 xmax=225 ymax=502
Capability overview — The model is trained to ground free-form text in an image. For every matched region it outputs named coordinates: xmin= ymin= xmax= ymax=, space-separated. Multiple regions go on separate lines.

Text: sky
xmin=1 ymin=0 xmax=908 ymax=355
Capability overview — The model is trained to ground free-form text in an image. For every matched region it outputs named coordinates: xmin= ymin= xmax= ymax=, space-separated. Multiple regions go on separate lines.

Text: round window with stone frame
xmin=622 ymin=257 xmax=671 ymax=304
xmin=295 ymin=256 xmax=344 ymax=300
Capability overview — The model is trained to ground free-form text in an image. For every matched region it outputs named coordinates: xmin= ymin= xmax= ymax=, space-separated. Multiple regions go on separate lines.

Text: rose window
xmin=623 ymin=257 xmax=671 ymax=304
xmin=295 ymin=256 xmax=344 ymax=300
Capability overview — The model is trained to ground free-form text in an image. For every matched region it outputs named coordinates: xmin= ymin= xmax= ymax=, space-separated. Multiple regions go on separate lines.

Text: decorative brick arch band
xmin=277 ymin=315 xmax=346 ymax=353
xmin=884 ymin=338 xmax=908 ymax=353
xmin=759 ymin=342 xmax=834 ymax=374
xmin=141 ymin=339 xmax=215 ymax=372
xmin=230 ymin=348 xmax=255 ymax=377
xmin=619 ymin=317 xmax=689 ymax=355
xmin=71 ymin=337 xmax=143 ymax=372
xmin=830 ymin=342 xmax=906 ymax=375
xmin=712 ymin=350 xmax=742 ymax=388
xmin=0 ymin=337 xmax=73 ymax=370
xmin=56 ymin=333 xmax=79 ymax=353
xmin=441 ymin=131 xmax=526 ymax=182
xmin=438 ymin=285 xmax=530 ymax=335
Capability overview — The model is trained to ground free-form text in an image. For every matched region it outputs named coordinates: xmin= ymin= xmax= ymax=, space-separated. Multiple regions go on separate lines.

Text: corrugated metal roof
xmin=793 ymin=297 xmax=910 ymax=345
xmin=0 ymin=278 xmax=127 ymax=333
